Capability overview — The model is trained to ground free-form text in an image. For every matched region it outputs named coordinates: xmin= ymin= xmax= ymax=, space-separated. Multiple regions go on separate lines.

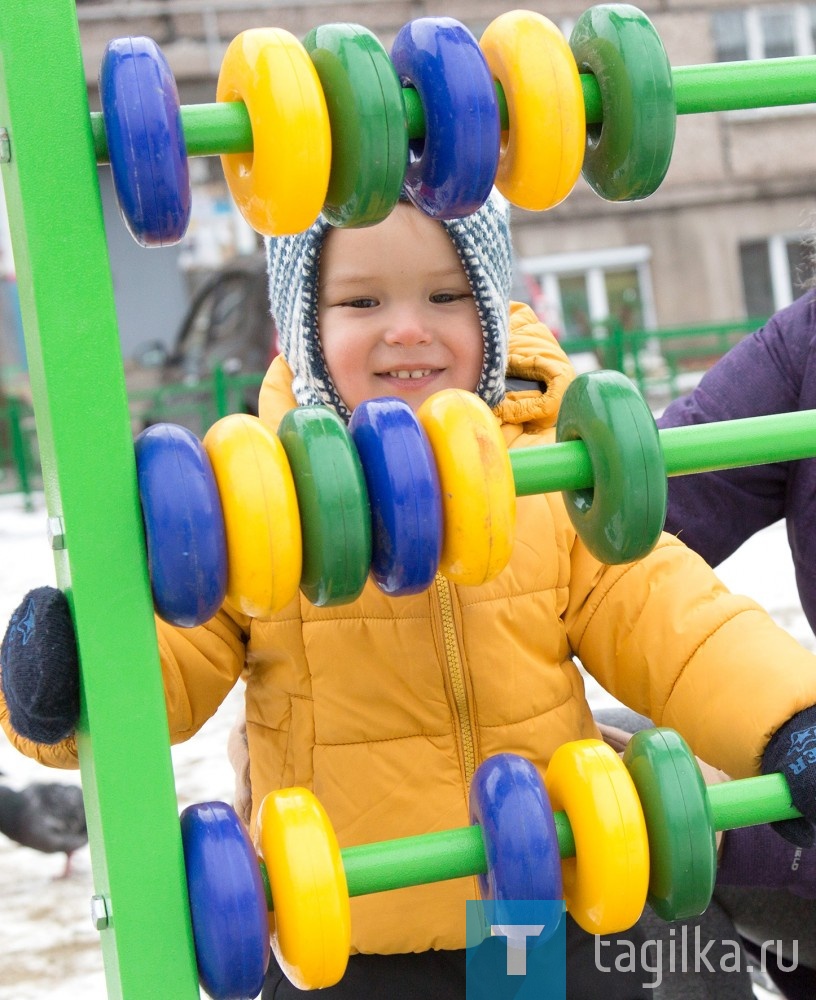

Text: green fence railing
xmin=128 ymin=366 xmax=265 ymax=438
xmin=559 ymin=315 xmax=767 ymax=401
xmin=0 ymin=393 xmax=39 ymax=510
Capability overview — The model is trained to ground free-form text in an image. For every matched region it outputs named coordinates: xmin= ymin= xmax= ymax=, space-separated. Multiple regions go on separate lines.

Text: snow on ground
xmin=0 ymin=490 xmax=810 ymax=999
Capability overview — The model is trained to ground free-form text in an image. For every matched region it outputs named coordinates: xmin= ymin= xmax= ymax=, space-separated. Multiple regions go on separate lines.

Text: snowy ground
xmin=0 ymin=490 xmax=810 ymax=999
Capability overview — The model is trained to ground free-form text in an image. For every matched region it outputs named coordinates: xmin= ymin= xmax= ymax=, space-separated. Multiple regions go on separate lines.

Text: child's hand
xmin=594 ymin=721 xmax=632 ymax=754
xmin=596 ymin=721 xmax=729 ymax=851
xmin=0 ymin=587 xmax=80 ymax=744
xmin=596 ymin=722 xmax=729 ymax=784
xmin=762 ymin=708 xmax=816 ymax=847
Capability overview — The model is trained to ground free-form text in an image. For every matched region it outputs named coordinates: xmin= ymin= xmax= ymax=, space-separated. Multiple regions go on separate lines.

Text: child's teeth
xmin=389 ymin=370 xmax=431 ymax=379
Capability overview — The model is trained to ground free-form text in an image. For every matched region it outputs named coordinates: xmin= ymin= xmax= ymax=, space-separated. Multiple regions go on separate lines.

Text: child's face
xmin=317 ymin=204 xmax=484 ymax=413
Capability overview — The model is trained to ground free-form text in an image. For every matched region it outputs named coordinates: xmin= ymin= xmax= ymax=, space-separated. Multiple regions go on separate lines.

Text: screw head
xmin=47 ymin=516 xmax=66 ymax=550
xmin=90 ymin=894 xmax=109 ymax=931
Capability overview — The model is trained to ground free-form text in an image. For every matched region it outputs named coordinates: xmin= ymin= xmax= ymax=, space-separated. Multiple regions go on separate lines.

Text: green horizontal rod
xmin=313 ymin=771 xmax=798 ymax=900
xmin=708 ymin=772 xmax=797 ymax=833
xmin=511 ymin=409 xmax=816 ymax=497
xmin=89 ymin=56 xmax=816 ymax=163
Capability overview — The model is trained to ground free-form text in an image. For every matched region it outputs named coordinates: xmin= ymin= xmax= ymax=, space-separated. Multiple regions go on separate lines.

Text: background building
xmin=3 ymin=0 xmax=815 ymax=365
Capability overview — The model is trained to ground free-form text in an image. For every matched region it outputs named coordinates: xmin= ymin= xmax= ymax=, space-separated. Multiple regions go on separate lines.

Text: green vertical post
xmin=214 ymin=363 xmax=230 ymax=418
xmin=0 ymin=2 xmax=200 ymax=997
xmin=608 ymin=319 xmax=626 ymax=374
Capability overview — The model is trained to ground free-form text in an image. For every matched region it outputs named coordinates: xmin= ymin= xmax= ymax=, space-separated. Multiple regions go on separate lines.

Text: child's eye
xmin=430 ymin=291 xmax=471 ymax=304
xmin=341 ymin=297 xmax=378 ymax=309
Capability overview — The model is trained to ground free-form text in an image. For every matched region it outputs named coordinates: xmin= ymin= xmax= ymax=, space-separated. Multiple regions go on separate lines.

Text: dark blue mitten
xmin=762 ymin=707 xmax=816 ymax=848
xmin=0 ymin=587 xmax=79 ymax=744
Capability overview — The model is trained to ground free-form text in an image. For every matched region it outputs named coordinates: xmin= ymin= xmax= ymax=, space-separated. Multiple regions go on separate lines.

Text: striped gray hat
xmin=266 ymin=188 xmax=513 ymax=421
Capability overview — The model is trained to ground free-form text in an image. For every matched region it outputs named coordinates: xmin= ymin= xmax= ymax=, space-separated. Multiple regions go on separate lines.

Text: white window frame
xmin=714 ymin=4 xmax=816 ymax=60
xmin=769 ymin=234 xmax=796 ymax=308
xmin=743 ymin=232 xmax=809 ymax=311
xmin=519 ymin=245 xmax=656 ymax=336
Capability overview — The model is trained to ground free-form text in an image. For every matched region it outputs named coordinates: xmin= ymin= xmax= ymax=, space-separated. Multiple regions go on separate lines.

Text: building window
xmin=739 ymin=235 xmax=813 ymax=316
xmin=713 ymin=9 xmax=750 ymax=61
xmin=713 ymin=5 xmax=816 ymax=61
xmin=761 ymin=8 xmax=797 ymax=56
xmin=518 ymin=246 xmax=655 ymax=342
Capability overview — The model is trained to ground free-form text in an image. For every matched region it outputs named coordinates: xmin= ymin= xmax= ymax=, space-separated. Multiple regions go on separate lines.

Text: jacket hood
xmin=494 ymin=301 xmax=575 ymax=432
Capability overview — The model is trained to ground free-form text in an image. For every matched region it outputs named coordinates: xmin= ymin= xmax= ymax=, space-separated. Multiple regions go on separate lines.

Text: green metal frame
xmin=0 ymin=2 xmax=199 ymax=997
xmin=1 ymin=1 xmax=816 ymax=995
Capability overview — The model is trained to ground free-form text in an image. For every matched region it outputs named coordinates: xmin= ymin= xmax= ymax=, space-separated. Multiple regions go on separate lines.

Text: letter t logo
xmin=491 ymin=924 xmax=546 ymax=975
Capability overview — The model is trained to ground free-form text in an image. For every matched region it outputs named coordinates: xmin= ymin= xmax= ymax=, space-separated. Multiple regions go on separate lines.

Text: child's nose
xmin=383 ymin=306 xmax=432 ymax=346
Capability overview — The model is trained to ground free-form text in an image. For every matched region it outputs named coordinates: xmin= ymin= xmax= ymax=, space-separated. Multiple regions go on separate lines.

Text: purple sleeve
xmin=717 ymin=824 xmax=816 ymax=899
xmin=656 ymin=303 xmax=809 ymax=567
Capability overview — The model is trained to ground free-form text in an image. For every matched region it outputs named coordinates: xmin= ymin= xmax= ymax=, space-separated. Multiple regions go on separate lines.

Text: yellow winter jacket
xmin=6 ymin=302 xmax=816 ymax=956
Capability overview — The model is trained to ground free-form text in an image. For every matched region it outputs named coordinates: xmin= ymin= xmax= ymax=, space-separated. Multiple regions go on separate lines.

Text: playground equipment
xmin=177 ymin=729 xmax=803 ymax=997
xmin=1 ymin=2 xmax=816 ymax=997
xmin=137 ymin=376 xmax=816 ymax=625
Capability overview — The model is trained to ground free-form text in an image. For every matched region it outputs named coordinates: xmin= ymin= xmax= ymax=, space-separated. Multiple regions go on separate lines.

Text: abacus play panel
xmin=137 ymin=377 xmax=816 ymax=625
xmin=92 ymin=6 xmax=816 ymax=240
xmin=178 ymin=730 xmax=802 ymax=998
xmin=1 ymin=2 xmax=816 ymax=998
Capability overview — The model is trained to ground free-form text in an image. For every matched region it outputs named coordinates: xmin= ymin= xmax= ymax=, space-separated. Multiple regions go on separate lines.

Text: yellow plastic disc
xmin=480 ymin=10 xmax=585 ymax=210
xmin=216 ymin=28 xmax=332 ymax=235
xmin=203 ymin=413 xmax=302 ymax=618
xmin=417 ymin=389 xmax=515 ymax=586
xmin=544 ymin=739 xmax=649 ymax=935
xmin=256 ymin=787 xmax=351 ymax=990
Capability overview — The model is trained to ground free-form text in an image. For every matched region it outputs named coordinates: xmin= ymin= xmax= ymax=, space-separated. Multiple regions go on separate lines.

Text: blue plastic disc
xmin=100 ymin=36 xmax=191 ymax=247
xmin=180 ymin=801 xmax=270 ymax=1000
xmin=135 ymin=423 xmax=227 ymax=627
xmin=348 ymin=397 xmax=442 ymax=595
xmin=391 ymin=17 xmax=500 ymax=219
xmin=469 ymin=753 xmax=564 ymax=939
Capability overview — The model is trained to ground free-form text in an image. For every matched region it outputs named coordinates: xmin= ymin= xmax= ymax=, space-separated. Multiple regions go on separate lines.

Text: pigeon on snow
xmin=0 ymin=777 xmax=87 ymax=877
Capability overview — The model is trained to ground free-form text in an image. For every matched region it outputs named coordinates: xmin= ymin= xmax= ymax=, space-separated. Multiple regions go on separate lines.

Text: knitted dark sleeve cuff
xmin=761 ymin=707 xmax=816 ymax=848
xmin=0 ymin=587 xmax=80 ymax=744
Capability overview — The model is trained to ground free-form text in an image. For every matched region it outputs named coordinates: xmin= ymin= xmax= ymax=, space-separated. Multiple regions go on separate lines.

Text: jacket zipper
xmin=434 ymin=574 xmax=476 ymax=785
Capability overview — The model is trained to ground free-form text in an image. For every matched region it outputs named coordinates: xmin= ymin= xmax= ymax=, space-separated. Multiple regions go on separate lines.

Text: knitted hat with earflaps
xmin=266 ymin=188 xmax=513 ymax=422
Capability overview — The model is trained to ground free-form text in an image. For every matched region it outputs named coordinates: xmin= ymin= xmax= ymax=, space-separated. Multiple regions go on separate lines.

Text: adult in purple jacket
xmin=658 ymin=289 xmax=816 ymax=630
xmin=657 ymin=288 xmax=816 ymax=999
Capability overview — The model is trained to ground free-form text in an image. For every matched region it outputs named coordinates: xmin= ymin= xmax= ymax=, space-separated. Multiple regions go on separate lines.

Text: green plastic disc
xmin=278 ymin=406 xmax=372 ymax=606
xmin=569 ymin=4 xmax=676 ymax=200
xmin=304 ymin=23 xmax=407 ymax=227
xmin=555 ymin=369 xmax=667 ymax=564
xmin=623 ymin=728 xmax=718 ymax=922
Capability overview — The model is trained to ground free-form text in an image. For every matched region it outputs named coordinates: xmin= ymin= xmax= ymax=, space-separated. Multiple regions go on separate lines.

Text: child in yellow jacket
xmin=3 ymin=190 xmax=816 ymax=999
